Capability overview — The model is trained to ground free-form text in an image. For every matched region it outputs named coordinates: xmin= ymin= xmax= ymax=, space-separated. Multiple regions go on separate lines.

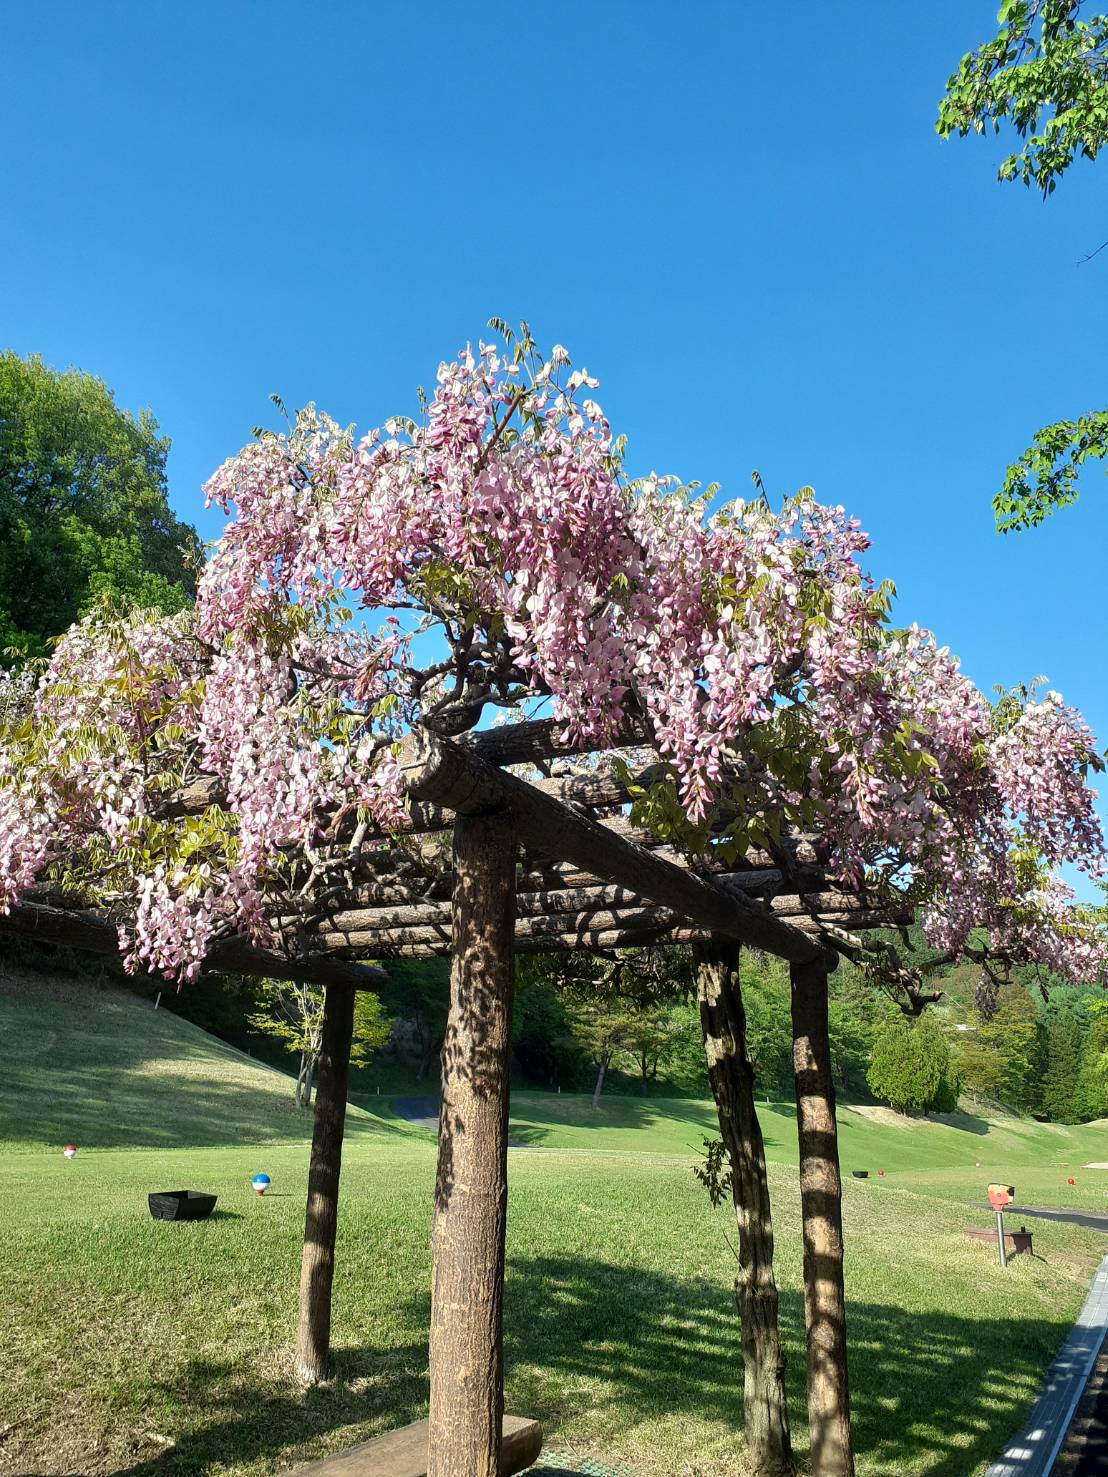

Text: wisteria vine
xmin=0 ymin=326 xmax=1104 ymax=985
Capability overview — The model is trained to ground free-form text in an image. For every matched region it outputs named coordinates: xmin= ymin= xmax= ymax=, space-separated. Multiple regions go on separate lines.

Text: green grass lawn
xmin=2 ymin=966 xmax=1107 ymax=1477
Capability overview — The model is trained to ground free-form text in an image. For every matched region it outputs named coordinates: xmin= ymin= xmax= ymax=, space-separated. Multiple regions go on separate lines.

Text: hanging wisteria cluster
xmin=0 ymin=328 xmax=1104 ymax=984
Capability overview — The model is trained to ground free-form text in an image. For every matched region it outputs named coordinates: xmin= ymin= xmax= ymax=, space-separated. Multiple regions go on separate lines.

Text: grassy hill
xmin=508 ymin=1090 xmax=1108 ymax=1207
xmin=1 ymin=959 xmax=1107 ymax=1477
xmin=0 ymin=962 xmax=398 ymax=1151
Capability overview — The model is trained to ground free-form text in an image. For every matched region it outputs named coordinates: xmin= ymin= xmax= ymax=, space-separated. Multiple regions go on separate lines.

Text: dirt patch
xmin=0 ymin=1399 xmax=171 ymax=1476
xmin=846 ymin=1104 xmax=917 ymax=1130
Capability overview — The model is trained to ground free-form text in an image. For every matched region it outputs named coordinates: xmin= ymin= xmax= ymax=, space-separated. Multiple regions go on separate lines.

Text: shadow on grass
xmin=0 ymin=976 xmax=415 ymax=1152
xmin=506 ymin=1092 xmax=722 ymax=1148
xmin=105 ymin=1256 xmax=1071 ymax=1477
xmin=919 ymin=1108 xmax=992 ymax=1137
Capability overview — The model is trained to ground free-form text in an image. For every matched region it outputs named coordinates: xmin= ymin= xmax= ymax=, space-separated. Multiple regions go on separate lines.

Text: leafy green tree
xmin=827 ymin=998 xmax=877 ymax=1096
xmin=648 ymin=1000 xmax=710 ymax=1089
xmin=956 ymin=982 xmax=1042 ymax=1108
xmin=376 ymin=958 xmax=451 ymax=1080
xmin=987 ymin=983 xmax=1041 ymax=1107
xmin=736 ymin=949 xmax=883 ymax=1100
xmin=955 ymin=1033 xmax=1007 ymax=1102
xmin=1042 ymin=1003 xmax=1086 ymax=1120
xmin=1075 ymin=997 xmax=1108 ymax=1117
xmin=740 ymin=953 xmax=794 ymax=1096
xmin=247 ymin=980 xmax=391 ymax=1107
xmin=524 ymin=946 xmax=693 ymax=1107
xmin=0 ymin=352 xmax=200 ymax=658
xmin=867 ymin=1012 xmax=961 ymax=1114
xmin=937 ymin=2 xmax=1108 ymax=529
xmin=512 ymin=968 xmax=582 ymax=1086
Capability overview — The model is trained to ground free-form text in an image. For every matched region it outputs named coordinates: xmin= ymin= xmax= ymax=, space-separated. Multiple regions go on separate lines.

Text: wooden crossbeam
xmin=304 ymin=869 xmax=829 ymax=934
xmin=311 ymin=903 xmax=908 ymax=959
xmin=401 ymin=732 xmax=835 ymax=966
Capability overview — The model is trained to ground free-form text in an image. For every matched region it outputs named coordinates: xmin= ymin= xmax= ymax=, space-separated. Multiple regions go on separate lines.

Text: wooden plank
xmin=308 ymin=907 xmax=908 ymax=961
xmin=288 ymin=1415 xmax=542 ymax=1476
xmin=309 ymin=869 xmax=825 ymax=934
xmin=463 ymin=715 xmax=646 ymax=765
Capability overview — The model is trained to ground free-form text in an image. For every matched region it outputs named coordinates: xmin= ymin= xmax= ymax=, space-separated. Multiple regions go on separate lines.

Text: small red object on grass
xmin=1068 ymin=1177 xmax=1076 ymax=1186
xmin=63 ymin=1145 xmax=77 ymax=1159
xmin=878 ymin=1169 xmax=885 ymax=1177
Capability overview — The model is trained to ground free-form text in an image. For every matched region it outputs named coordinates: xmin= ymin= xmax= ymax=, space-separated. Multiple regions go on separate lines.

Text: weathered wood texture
xmin=312 ymin=909 xmax=906 ymax=961
xmin=288 ymin=1415 xmax=543 ymax=1477
xmin=296 ymin=983 xmax=356 ymax=1384
xmin=403 ymin=731 xmax=832 ymax=965
xmin=695 ymin=938 xmax=795 ymax=1477
xmin=428 ymin=811 xmax=518 ymax=1477
xmin=791 ymin=958 xmax=855 ymax=1477
xmin=0 ymin=882 xmax=905 ymax=978
xmin=312 ymin=870 xmax=825 ymax=932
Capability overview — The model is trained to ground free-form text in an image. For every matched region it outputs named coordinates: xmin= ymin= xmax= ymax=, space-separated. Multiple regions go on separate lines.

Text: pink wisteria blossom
xmin=0 ymin=334 xmax=1104 ymax=986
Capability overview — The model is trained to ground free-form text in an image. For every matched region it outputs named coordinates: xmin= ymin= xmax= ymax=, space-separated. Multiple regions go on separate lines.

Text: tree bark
xmin=591 ymin=1050 xmax=611 ymax=1110
xmin=694 ymin=938 xmax=795 ymax=1477
xmin=295 ymin=983 xmax=355 ymax=1384
xmin=428 ymin=810 xmax=517 ymax=1477
xmin=296 ymin=1050 xmax=315 ymax=1109
xmin=790 ymin=957 xmax=854 ymax=1477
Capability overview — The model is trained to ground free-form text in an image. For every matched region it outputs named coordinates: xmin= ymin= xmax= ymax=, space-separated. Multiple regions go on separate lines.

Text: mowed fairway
xmin=2 ymin=970 xmax=1107 ymax=1477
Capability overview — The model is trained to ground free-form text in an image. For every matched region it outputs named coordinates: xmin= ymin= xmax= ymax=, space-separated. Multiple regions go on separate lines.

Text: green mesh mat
xmin=527 ymin=1457 xmax=631 ymax=1476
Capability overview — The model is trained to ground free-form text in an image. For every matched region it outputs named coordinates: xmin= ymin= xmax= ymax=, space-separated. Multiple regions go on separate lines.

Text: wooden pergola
xmin=2 ymin=718 xmax=910 ymax=1477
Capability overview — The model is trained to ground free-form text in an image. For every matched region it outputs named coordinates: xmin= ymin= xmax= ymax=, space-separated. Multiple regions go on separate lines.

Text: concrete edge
xmin=984 ymin=1254 xmax=1108 ymax=1477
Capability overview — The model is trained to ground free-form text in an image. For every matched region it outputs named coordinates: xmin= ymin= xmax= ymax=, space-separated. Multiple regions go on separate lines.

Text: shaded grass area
xmin=1 ymin=1136 xmax=1104 ymax=1477
xmin=0 ymin=967 xmax=404 ymax=1151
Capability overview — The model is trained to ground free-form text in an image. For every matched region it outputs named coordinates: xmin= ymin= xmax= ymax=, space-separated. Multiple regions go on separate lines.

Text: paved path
xmin=983 ymin=1254 xmax=1108 ymax=1477
xmin=391 ymin=1094 xmax=440 ymax=1132
xmin=987 ymin=1205 xmax=1108 ymax=1235
xmin=392 ymin=1094 xmax=530 ymax=1148
xmin=1061 ymin=1347 xmax=1108 ymax=1474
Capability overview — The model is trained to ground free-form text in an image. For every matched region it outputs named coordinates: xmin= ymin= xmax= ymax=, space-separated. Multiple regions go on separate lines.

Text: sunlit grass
xmin=2 ymin=970 xmax=1106 ymax=1475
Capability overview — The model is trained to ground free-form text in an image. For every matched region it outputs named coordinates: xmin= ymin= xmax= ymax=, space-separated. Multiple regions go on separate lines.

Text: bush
xmin=867 ymin=1012 xmax=960 ymax=1114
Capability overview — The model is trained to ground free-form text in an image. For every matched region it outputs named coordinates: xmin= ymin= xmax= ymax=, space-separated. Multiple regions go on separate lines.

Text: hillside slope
xmin=0 ymin=961 xmax=393 ymax=1151
xmin=507 ymin=1088 xmax=1108 ymax=1168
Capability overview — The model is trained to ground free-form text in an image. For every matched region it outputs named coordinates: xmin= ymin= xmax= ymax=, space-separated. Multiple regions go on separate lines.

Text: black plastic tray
xmin=148 ymin=1189 xmax=217 ymax=1221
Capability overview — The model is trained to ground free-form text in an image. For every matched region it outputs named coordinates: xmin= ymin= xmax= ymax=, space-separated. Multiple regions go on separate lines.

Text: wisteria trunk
xmin=694 ymin=938 xmax=795 ymax=1477
xmin=790 ymin=957 xmax=854 ymax=1477
xmin=428 ymin=810 xmax=517 ymax=1477
xmin=295 ymin=982 xmax=355 ymax=1384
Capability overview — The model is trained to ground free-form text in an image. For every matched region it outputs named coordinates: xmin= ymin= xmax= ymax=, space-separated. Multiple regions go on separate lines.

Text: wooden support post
xmin=694 ymin=938 xmax=795 ymax=1477
xmin=790 ymin=958 xmax=854 ymax=1477
xmin=428 ymin=810 xmax=517 ymax=1477
xmin=295 ymin=982 xmax=355 ymax=1385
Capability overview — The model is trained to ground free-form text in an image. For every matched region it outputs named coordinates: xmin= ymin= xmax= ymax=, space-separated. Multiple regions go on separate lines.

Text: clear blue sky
xmin=4 ymin=3 xmax=1106 ymax=894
